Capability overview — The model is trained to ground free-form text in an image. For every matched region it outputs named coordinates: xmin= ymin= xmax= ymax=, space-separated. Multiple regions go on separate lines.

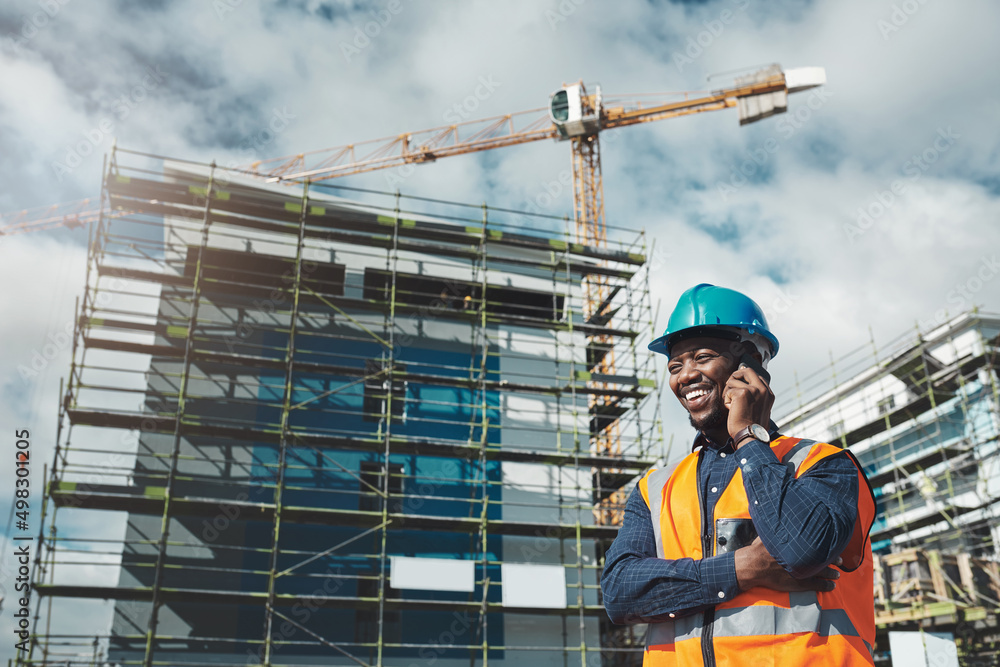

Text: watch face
xmin=750 ymin=424 xmax=770 ymax=443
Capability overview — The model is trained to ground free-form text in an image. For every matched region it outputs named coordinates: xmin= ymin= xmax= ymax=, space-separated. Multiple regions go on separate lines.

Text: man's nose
xmin=677 ymin=360 xmax=700 ymax=385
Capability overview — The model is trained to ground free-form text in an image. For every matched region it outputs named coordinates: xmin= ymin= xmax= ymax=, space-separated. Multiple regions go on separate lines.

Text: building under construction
xmin=774 ymin=311 xmax=1000 ymax=664
xmin=25 ymin=148 xmax=663 ymax=666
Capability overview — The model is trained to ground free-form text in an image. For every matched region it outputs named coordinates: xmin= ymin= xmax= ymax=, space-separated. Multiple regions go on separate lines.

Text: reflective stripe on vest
xmin=782 ymin=438 xmax=816 ymax=473
xmin=646 ymin=593 xmax=873 ymax=657
xmin=646 ymin=464 xmax=677 ymax=560
xmin=648 ymin=592 xmax=859 ymax=642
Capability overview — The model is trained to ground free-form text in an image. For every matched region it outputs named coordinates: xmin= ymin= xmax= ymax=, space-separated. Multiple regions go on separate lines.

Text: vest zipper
xmin=696 ymin=450 xmax=717 ymax=667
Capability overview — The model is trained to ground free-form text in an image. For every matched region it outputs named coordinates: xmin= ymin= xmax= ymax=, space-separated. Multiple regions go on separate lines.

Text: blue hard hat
xmin=648 ymin=283 xmax=779 ymax=359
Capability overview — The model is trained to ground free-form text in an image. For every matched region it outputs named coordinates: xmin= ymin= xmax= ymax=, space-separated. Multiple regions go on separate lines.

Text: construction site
xmin=4 ymin=64 xmax=998 ymax=667
xmin=24 ymin=146 xmax=661 ymax=667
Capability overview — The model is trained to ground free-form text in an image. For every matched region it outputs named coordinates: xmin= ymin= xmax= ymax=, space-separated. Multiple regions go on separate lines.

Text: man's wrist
xmin=734 ymin=539 xmax=778 ymax=592
xmin=733 ymin=545 xmax=760 ymax=591
xmin=729 ymin=421 xmax=751 ymax=442
xmin=730 ymin=422 xmax=755 ymax=449
xmin=731 ymin=422 xmax=771 ymax=450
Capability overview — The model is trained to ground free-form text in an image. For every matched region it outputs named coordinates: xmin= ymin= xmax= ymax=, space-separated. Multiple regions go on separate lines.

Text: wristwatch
xmin=732 ymin=423 xmax=771 ymax=448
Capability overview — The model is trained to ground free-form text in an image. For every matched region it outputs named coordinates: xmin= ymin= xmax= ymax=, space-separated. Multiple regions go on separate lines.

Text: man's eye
xmin=668 ymin=366 xmax=680 ymax=374
xmin=696 ymin=354 xmax=712 ymax=362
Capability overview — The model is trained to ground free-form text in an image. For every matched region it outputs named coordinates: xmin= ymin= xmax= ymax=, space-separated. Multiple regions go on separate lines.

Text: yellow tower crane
xmin=1 ymin=63 xmax=826 ymax=524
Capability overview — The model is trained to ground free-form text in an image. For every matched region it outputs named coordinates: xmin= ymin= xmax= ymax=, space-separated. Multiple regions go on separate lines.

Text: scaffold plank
xmin=107 ymin=175 xmax=645 ymax=266
xmin=48 ymin=482 xmax=622 ymax=539
xmin=34 ymin=583 xmax=611 ymax=616
xmin=95 ymin=263 xmax=639 ymax=337
xmin=64 ymin=408 xmax=653 ymax=469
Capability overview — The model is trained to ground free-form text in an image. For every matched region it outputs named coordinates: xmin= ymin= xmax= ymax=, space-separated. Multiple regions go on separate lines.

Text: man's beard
xmin=688 ymin=392 xmax=728 ymax=434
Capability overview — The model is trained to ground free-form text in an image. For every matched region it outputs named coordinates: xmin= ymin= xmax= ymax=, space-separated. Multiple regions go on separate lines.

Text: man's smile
xmin=682 ymin=384 xmax=716 ymax=412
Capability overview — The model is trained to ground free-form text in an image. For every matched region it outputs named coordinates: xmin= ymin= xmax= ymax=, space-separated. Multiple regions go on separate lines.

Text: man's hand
xmin=723 ymin=365 xmax=774 ymax=445
xmin=734 ymin=538 xmax=840 ymax=593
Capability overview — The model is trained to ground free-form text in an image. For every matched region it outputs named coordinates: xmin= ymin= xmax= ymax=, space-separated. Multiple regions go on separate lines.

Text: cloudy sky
xmin=1 ymin=0 xmax=999 ymax=658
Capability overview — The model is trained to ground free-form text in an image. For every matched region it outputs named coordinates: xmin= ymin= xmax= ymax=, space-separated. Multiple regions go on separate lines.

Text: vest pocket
xmin=715 ymin=518 xmax=758 ymax=554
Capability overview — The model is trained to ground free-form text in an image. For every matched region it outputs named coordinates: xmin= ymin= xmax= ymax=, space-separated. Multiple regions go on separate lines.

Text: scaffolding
xmin=24 ymin=148 xmax=663 ymax=667
xmin=773 ymin=311 xmax=1000 ymax=663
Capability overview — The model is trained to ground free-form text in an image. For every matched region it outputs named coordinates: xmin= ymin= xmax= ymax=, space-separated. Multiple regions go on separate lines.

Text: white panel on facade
xmin=889 ymin=631 xmax=928 ymax=667
xmin=389 ymin=557 xmax=474 ymax=592
xmin=922 ymin=632 xmax=959 ymax=667
xmin=888 ymin=631 xmax=958 ymax=667
xmin=501 ymin=563 xmax=567 ymax=608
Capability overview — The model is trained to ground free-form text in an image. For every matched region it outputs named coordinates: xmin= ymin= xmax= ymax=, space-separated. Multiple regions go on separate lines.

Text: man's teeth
xmin=686 ymin=389 xmax=709 ymax=400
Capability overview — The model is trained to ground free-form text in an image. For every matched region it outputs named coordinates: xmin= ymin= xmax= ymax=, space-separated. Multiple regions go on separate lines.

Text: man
xmin=601 ymin=284 xmax=876 ymax=666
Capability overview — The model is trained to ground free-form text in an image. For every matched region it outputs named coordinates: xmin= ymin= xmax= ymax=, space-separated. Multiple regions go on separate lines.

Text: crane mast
xmin=571 ymin=130 xmax=624 ymax=524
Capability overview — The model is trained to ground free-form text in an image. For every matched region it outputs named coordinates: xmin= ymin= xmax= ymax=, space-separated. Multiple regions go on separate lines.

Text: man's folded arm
xmin=600 ymin=484 xmax=741 ymax=624
xmin=737 ymin=441 xmax=859 ymax=578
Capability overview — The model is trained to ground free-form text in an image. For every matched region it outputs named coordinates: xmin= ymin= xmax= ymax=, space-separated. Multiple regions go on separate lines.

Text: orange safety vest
xmin=638 ymin=436 xmax=877 ymax=666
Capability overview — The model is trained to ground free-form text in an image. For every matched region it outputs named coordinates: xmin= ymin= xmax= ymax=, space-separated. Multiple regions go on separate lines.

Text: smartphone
xmin=739 ymin=352 xmax=771 ymax=384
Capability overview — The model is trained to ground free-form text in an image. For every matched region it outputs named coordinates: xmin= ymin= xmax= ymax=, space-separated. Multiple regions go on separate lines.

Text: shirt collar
xmin=691 ymin=419 xmax=781 ymax=453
